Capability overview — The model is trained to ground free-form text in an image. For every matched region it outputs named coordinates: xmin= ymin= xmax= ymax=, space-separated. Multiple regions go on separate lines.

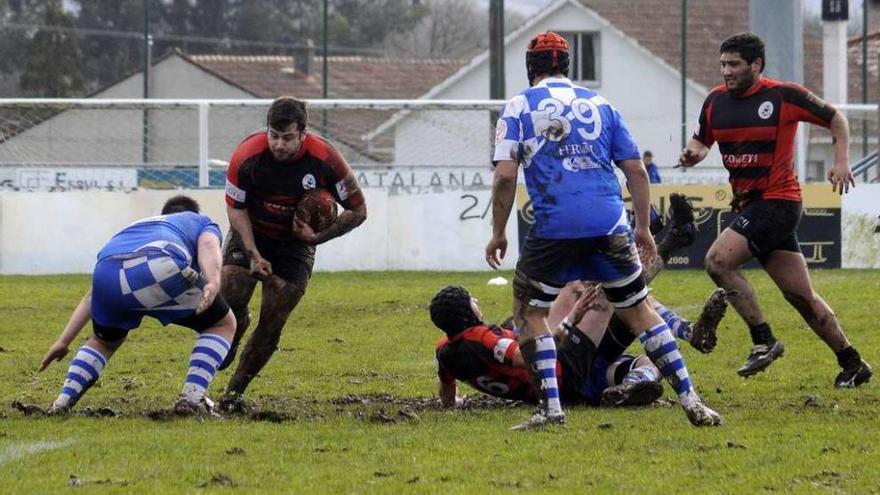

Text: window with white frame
xmin=558 ymin=31 xmax=600 ymax=84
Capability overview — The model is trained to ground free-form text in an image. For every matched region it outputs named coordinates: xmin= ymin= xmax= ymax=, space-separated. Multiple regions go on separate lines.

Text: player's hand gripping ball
xmin=295 ymin=188 xmax=338 ymax=232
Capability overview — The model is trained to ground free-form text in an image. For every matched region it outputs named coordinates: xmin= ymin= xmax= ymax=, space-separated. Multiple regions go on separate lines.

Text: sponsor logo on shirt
xmin=723 ymin=154 xmax=760 ymax=167
xmin=225 ymin=180 xmax=246 ymax=202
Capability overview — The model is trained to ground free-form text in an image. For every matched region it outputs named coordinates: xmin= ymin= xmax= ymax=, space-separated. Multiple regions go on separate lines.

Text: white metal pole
xmin=198 ymin=102 xmax=209 ymax=188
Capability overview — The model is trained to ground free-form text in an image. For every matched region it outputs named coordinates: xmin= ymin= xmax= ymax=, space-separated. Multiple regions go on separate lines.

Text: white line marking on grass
xmin=0 ymin=440 xmax=74 ymax=466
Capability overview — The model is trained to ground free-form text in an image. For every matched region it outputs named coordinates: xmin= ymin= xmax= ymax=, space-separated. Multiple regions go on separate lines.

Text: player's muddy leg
xmin=511 ymin=271 xmax=564 ymax=430
xmin=705 ymin=229 xmax=769 ymax=335
xmin=764 ymin=250 xmax=849 ymax=351
xmin=225 ymin=275 xmax=303 ymax=396
xmin=217 ymin=265 xmax=257 ymax=371
xmin=705 ymin=229 xmax=783 ymax=376
xmin=763 ymin=250 xmax=871 ymax=387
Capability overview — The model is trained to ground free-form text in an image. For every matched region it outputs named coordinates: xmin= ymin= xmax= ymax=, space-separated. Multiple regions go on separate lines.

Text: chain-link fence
xmin=0 ymin=98 xmax=877 ymax=191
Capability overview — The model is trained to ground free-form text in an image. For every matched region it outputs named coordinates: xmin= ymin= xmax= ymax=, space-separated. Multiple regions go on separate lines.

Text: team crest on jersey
xmin=495 ymin=120 xmax=507 ymax=144
xmin=758 ymin=101 xmax=774 ymax=120
xmin=302 ymin=174 xmax=316 ymax=190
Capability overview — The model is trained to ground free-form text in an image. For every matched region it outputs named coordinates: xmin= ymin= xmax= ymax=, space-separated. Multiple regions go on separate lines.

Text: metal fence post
xmin=198 ymin=102 xmax=210 ymax=188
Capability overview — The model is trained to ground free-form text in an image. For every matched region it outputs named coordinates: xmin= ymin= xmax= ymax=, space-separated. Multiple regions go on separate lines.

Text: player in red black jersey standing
xmin=679 ymin=33 xmax=871 ymax=387
xmin=219 ymin=97 xmax=367 ymax=408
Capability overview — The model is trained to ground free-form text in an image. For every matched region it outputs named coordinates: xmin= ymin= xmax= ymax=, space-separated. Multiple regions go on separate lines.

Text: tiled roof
xmin=182 ymin=53 xmax=466 ymax=162
xmin=576 ymin=0 xmax=827 ymax=93
xmin=184 ymin=53 xmax=466 ymax=99
xmin=577 ymin=0 xmax=749 ymax=90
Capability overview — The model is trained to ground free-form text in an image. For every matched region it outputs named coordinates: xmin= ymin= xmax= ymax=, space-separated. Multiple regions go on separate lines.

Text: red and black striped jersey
xmin=694 ymin=77 xmax=836 ymax=203
xmin=225 ymin=131 xmax=365 ymax=241
xmin=436 ymin=325 xmax=563 ymax=404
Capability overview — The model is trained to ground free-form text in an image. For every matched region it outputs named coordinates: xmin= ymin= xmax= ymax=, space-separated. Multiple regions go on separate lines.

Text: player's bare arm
xmin=827 ymin=110 xmax=855 ymax=195
xmin=195 ymin=232 xmax=222 ymax=314
xmin=618 ymin=158 xmax=657 ymax=259
xmin=485 ymin=160 xmax=518 ymax=269
xmin=39 ymin=289 xmax=93 ymax=371
xmin=678 ymin=139 xmax=709 ymax=168
xmin=227 ymin=205 xmax=272 ymax=280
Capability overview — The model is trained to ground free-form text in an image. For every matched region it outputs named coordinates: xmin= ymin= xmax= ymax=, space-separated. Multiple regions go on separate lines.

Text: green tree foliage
xmin=2 ymin=0 xmax=505 ymax=96
xmin=18 ymin=0 xmax=86 ymax=97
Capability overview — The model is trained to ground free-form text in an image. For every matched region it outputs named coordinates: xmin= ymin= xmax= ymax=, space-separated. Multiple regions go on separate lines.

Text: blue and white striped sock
xmin=180 ymin=334 xmax=230 ymax=403
xmin=639 ymin=323 xmax=699 ymax=407
xmin=653 ymin=303 xmax=692 ymax=341
xmin=55 ymin=345 xmax=107 ymax=408
xmin=622 ymin=366 xmax=659 ymax=385
xmin=533 ymin=335 xmax=563 ymax=416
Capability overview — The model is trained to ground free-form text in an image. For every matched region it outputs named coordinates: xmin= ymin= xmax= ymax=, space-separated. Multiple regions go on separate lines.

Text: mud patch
xmin=329 ymin=393 xmax=523 ymax=412
xmin=197 ymin=473 xmax=235 ymax=488
xmin=68 ymin=475 xmax=129 ymax=487
xmin=10 ymin=400 xmax=45 ymax=417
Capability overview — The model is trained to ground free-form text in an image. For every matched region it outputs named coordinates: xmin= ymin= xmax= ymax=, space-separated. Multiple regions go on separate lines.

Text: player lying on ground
xmin=431 ymin=282 xmax=726 ymax=413
xmin=39 ymin=196 xmax=236 ymax=416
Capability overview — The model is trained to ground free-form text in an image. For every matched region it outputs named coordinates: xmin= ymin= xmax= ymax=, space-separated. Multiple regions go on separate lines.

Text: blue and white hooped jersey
xmin=91 ymin=212 xmax=222 ymax=329
xmin=493 ymin=77 xmax=641 ymax=239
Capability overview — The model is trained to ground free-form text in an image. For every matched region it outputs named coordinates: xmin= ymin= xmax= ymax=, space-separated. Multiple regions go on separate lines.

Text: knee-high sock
xmin=180 ymin=334 xmax=230 ymax=403
xmin=519 ymin=335 xmax=563 ymax=416
xmin=639 ymin=323 xmax=699 ymax=407
xmin=54 ymin=345 xmax=108 ymax=408
xmin=653 ymin=302 xmax=692 ymax=341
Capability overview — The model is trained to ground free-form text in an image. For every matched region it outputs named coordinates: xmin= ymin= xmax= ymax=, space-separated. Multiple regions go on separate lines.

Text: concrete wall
xmin=0 ymin=185 xmax=516 ymax=275
xmin=2 ymin=183 xmax=877 ymax=274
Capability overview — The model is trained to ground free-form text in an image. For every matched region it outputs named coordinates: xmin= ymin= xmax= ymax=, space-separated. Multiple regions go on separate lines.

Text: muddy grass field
xmin=2 ymin=271 xmax=879 ymax=494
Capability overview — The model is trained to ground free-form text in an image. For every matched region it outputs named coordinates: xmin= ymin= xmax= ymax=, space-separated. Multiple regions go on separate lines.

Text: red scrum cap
xmin=527 ymin=31 xmax=570 ymax=53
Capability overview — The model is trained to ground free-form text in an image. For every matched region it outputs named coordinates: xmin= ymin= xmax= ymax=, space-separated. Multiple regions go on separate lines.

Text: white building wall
xmin=392 ymin=0 xmax=723 ymax=176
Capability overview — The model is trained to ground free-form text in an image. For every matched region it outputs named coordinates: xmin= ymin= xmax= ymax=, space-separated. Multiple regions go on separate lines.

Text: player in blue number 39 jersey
xmin=39 ymin=196 xmax=236 ymax=416
xmin=486 ymin=32 xmax=720 ymax=429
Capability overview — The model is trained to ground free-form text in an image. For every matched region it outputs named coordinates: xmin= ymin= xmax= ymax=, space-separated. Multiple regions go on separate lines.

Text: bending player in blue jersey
xmin=486 ymin=31 xmax=721 ymax=429
xmin=39 ymin=195 xmax=236 ymax=416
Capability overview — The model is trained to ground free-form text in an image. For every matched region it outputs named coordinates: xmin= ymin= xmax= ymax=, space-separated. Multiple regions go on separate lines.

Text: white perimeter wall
xmin=0 ymin=187 xmax=516 ymax=275
xmin=3 ymin=183 xmax=879 ymax=274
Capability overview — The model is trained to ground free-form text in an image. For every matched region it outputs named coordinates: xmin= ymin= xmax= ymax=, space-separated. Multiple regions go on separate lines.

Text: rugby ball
xmin=295 ymin=188 xmax=338 ymax=232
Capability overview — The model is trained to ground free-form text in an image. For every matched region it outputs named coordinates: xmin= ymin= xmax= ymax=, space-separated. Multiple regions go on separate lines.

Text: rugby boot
xmin=173 ymin=396 xmax=221 ymax=418
xmin=509 ymin=409 xmax=565 ymax=431
xmin=45 ymin=400 xmax=72 ymax=416
xmin=600 ymin=381 xmax=664 ymax=407
xmin=217 ymin=393 xmax=250 ymax=414
xmin=736 ymin=341 xmax=785 ymax=377
xmin=689 ymin=288 xmax=728 ymax=354
xmin=834 ymin=359 xmax=873 ymax=388
xmin=657 ymin=193 xmax=699 ymax=260
xmin=683 ymin=400 xmax=723 ymax=426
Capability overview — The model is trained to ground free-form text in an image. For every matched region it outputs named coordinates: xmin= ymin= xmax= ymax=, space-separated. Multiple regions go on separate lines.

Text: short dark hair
xmin=643 ymin=150 xmax=653 ymax=158
xmin=267 ymin=96 xmax=308 ymax=132
xmin=161 ymin=195 xmax=200 ymax=214
xmin=429 ymin=285 xmax=482 ymax=337
xmin=720 ymin=32 xmax=765 ymax=72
